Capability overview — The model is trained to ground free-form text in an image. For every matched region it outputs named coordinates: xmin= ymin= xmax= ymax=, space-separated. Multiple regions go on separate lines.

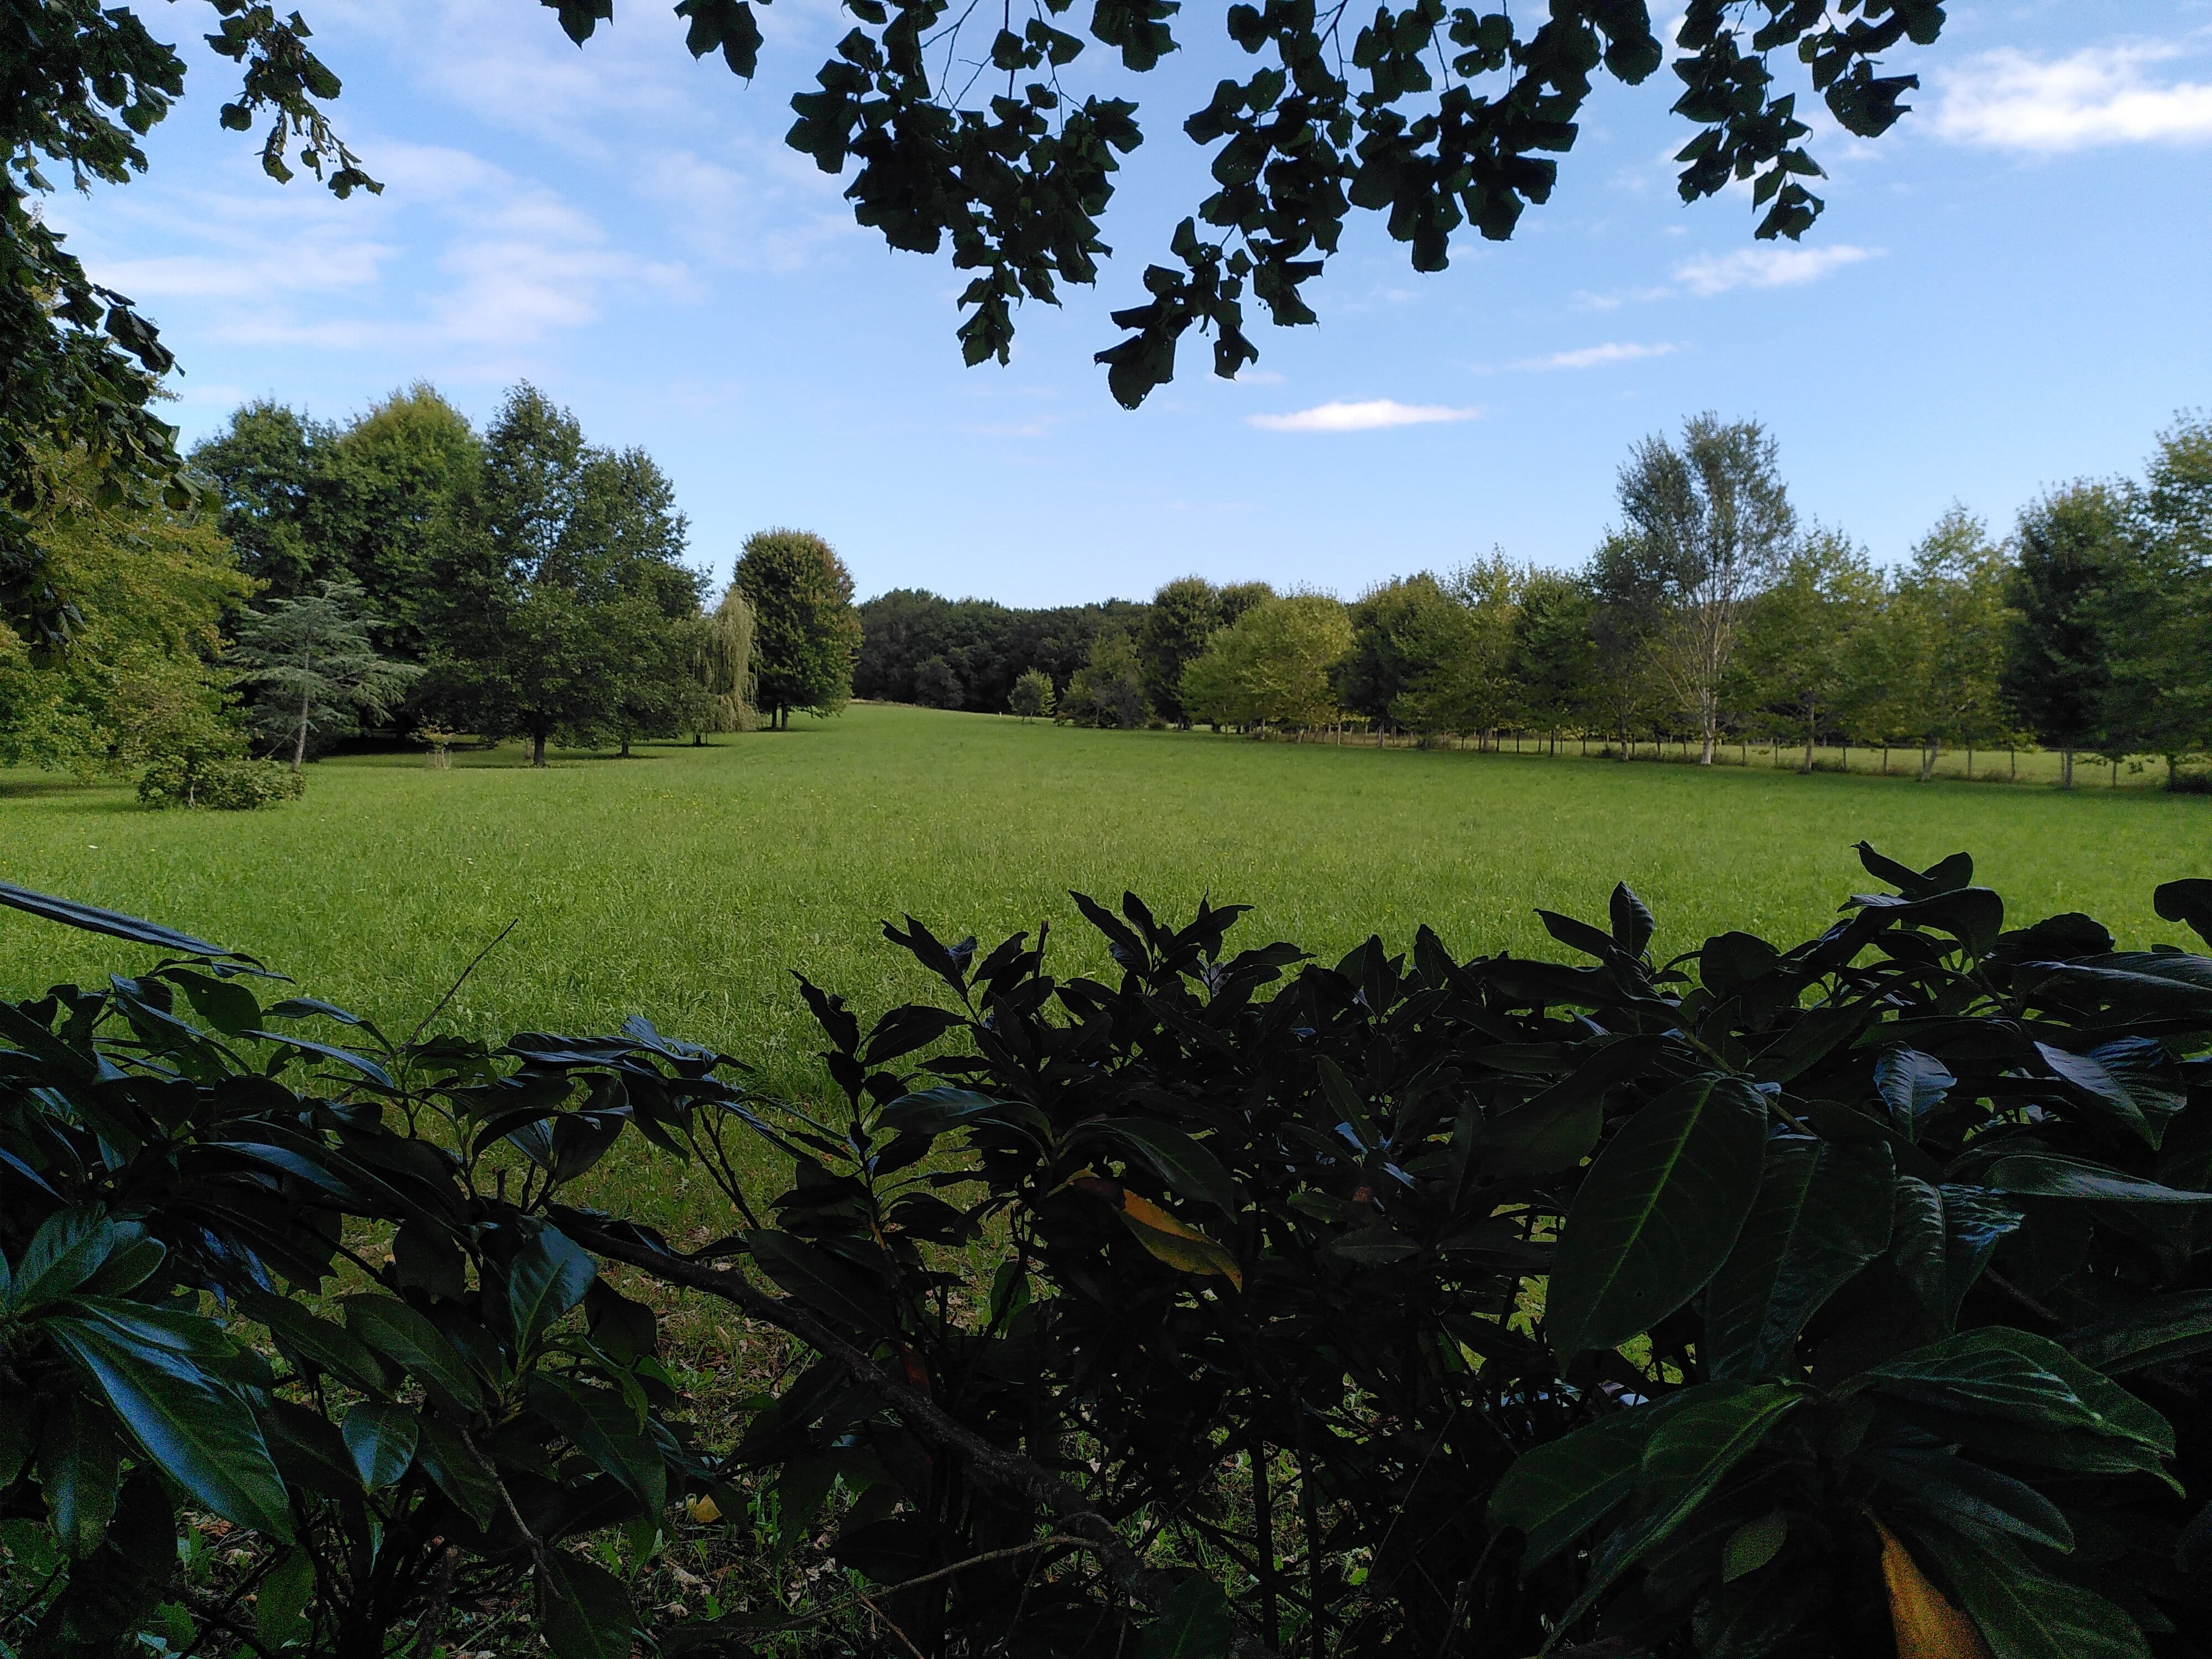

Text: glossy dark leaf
xmin=0 ymin=878 xmax=249 ymax=962
xmin=1897 ymin=1515 xmax=2151 ymax=1659
xmin=1548 ymin=1073 xmax=1768 ymax=1358
xmin=11 ymin=1209 xmax=131 ymax=1312
xmin=1874 ymin=1047 xmax=1955 ymax=1138
xmin=1552 ymin=1384 xmax=1806 ymax=1635
xmin=343 ymin=1296 xmax=486 ymax=1414
xmin=161 ymin=967 xmax=263 ymax=1036
xmin=342 ymin=1402 xmax=420 ymax=1491
xmin=530 ymin=1375 xmax=666 ymax=1516
xmin=507 ymin=1222 xmax=597 ymax=1350
xmin=1984 ymin=1155 xmax=2212 ymax=1206
xmin=42 ymin=1301 xmax=294 ymax=1540
xmin=748 ymin=1231 xmax=899 ymax=1338
xmin=2152 ymin=878 xmax=2212 ymax=948
xmin=415 ymin=1415 xmax=500 ymax=1528
xmin=1610 ymin=883 xmax=1656 ymax=957
xmin=1707 ymin=1136 xmax=1893 ymax=1379
xmin=874 ymin=1086 xmax=1000 ymax=1137
xmin=2063 ymin=1291 xmax=2212 ymax=1374
xmin=539 ymin=1554 xmax=635 ymax=1659
xmin=242 ymin=1290 xmax=389 ymax=1393
xmin=1085 ymin=1117 xmax=1241 ymax=1214
xmin=1489 ymin=1399 xmax=1685 ymax=1567
xmin=1862 ymin=1447 xmax=2073 ymax=1552
xmin=1853 ymin=1328 xmax=2173 ymax=1456
xmin=38 ymin=1395 xmax=120 ymax=1556
xmin=1890 ymin=1180 xmax=2024 ymax=1333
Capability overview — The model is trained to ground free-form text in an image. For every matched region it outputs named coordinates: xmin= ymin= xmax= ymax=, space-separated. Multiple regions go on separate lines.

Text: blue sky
xmin=50 ymin=0 xmax=2212 ymax=603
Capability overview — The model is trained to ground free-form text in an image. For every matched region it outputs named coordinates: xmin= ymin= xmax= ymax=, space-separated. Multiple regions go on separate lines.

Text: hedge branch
xmin=560 ymin=1216 xmax=1279 ymax=1659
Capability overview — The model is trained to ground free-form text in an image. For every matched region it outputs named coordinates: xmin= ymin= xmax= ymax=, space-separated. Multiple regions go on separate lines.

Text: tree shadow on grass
xmin=0 ymin=775 xmax=139 ymax=810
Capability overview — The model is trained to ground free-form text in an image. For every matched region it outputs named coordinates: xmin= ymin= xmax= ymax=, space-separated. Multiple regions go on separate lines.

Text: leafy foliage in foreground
xmin=4 ymin=849 xmax=2211 ymax=1657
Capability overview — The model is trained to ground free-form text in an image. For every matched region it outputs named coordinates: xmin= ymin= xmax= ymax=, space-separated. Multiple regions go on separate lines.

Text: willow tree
xmin=695 ymin=586 xmax=758 ymax=740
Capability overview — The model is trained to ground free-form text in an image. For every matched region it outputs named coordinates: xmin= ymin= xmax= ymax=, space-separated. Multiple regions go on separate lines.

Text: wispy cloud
xmin=1248 ymin=399 xmax=1480 ymax=433
xmin=66 ymin=140 xmax=686 ymax=364
xmin=1515 ymin=341 xmax=1677 ymax=371
xmin=1673 ymin=244 xmax=1876 ymax=295
xmin=1932 ymin=43 xmax=2212 ymax=152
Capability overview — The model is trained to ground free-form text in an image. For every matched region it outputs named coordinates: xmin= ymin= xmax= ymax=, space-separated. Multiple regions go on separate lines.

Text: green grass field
xmin=5 ymin=703 xmax=2202 ymax=1232
xmin=4 ymin=701 xmax=2200 ymax=1054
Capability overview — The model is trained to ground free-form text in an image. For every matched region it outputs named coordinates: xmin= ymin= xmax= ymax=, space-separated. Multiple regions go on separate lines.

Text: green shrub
xmin=4 ymin=851 xmax=2209 ymax=1659
xmin=137 ymin=753 xmax=305 ymax=808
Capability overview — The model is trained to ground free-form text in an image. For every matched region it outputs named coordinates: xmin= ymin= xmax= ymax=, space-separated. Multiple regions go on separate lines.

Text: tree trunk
xmin=293 ymin=681 xmax=311 ymax=773
xmin=533 ymin=730 xmax=547 ymax=768
xmin=2062 ymin=748 xmax=2074 ymax=789
xmin=1918 ymin=743 xmax=1936 ymax=783
xmin=620 ymin=729 xmax=632 ymax=757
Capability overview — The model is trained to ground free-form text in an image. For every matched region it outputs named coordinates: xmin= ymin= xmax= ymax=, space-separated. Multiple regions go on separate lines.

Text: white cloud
xmin=1248 ymin=399 xmax=1480 ymax=433
xmin=1516 ymin=341 xmax=1678 ymax=371
xmin=1674 ymin=244 xmax=1877 ymax=295
xmin=64 ymin=140 xmax=686 ymax=363
xmin=1933 ymin=43 xmax=2212 ymax=152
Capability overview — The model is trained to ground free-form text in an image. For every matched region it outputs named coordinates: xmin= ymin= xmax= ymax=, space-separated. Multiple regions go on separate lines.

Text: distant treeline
xmin=860 ymin=410 xmax=2212 ymax=787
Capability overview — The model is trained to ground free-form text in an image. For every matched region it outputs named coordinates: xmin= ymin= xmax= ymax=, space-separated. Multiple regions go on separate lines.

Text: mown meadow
xmin=3 ymin=701 xmax=2199 ymax=1148
xmin=4 ymin=703 xmax=2197 ymax=1019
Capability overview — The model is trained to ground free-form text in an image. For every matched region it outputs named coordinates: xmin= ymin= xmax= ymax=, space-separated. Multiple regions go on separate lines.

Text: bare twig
xmin=407 ymin=917 xmax=520 ymax=1046
xmin=1981 ymin=1268 xmax=2064 ymax=1328
xmin=176 ymin=1584 xmax=284 ymax=1659
xmin=752 ymin=1536 xmax=1086 ymax=1634
xmin=560 ymin=1216 xmax=1280 ymax=1659
xmin=410 ymin=1542 xmax=458 ymax=1659
xmin=860 ymin=1593 xmax=930 ymax=1659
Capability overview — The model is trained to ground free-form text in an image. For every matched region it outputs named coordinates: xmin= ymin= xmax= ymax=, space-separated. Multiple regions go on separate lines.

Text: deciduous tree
xmin=1062 ymin=629 xmax=1149 ymax=728
xmin=733 ymin=529 xmax=862 ymax=729
xmin=1180 ymin=593 xmax=1349 ymax=733
xmin=1335 ymin=573 xmax=1459 ymax=733
xmin=2004 ymin=483 xmax=2130 ymax=788
xmin=426 ymin=387 xmax=702 ymax=764
xmin=1614 ymin=414 xmax=1797 ymax=764
xmin=2107 ymin=415 xmax=2212 ymax=781
xmin=695 ymin=586 xmax=758 ymax=738
xmin=1511 ymin=570 xmax=1600 ymax=748
xmin=1738 ymin=528 xmax=1881 ymax=771
xmin=1009 ymin=667 xmax=1055 ymax=721
xmin=1136 ymin=577 xmax=1223 ymax=726
xmin=1877 ymin=507 xmax=2015 ymax=778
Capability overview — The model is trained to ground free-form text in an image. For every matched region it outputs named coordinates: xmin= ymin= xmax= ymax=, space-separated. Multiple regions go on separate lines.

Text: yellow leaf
xmin=1874 ymin=1519 xmax=1991 ymax=1659
xmin=1118 ymin=1192 xmax=1244 ymax=1291
xmin=685 ymin=1495 xmax=722 ymax=1525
